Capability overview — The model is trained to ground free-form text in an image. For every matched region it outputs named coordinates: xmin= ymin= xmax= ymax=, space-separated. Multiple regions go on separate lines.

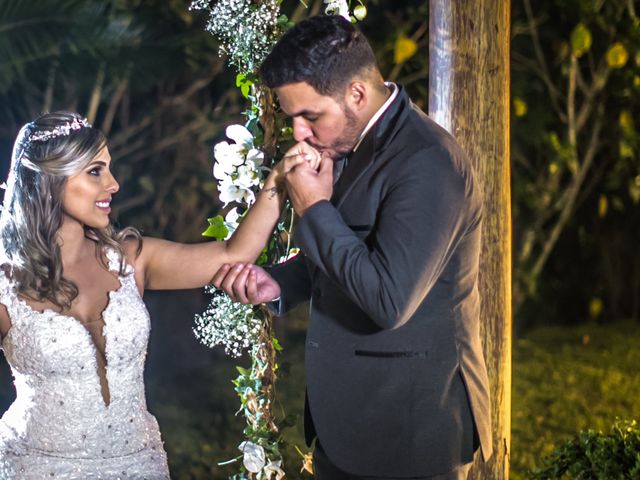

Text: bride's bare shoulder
xmin=121 ymin=236 xmax=144 ymax=260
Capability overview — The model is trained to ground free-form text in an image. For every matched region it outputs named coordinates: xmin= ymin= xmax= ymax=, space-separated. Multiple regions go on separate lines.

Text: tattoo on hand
xmin=265 ymin=185 xmax=283 ymax=199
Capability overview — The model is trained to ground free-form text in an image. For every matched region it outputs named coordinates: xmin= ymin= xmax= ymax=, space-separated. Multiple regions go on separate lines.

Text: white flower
xmin=223 ymin=207 xmax=241 ymax=239
xmin=226 ymin=124 xmax=254 ymax=148
xmin=218 ymin=178 xmax=246 ymax=206
xmin=236 ymin=161 xmax=260 ymax=189
xmin=259 ymin=459 xmax=285 ymax=480
xmin=213 ymin=141 xmax=245 ymax=180
xmin=213 ymin=162 xmax=231 ymax=182
xmin=246 ymin=147 xmax=265 ymax=166
xmin=225 ymin=207 xmax=241 ymax=226
xmin=324 ymin=0 xmax=350 ymax=19
xmin=212 ymin=124 xmax=265 ymax=206
xmin=241 ymin=187 xmax=256 ymax=206
xmin=239 ymin=441 xmax=266 ymax=473
xmin=214 ymin=141 xmax=245 ymax=164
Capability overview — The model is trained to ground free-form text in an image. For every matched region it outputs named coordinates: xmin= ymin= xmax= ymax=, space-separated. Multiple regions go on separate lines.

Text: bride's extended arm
xmin=134 ymin=144 xmax=319 ymax=291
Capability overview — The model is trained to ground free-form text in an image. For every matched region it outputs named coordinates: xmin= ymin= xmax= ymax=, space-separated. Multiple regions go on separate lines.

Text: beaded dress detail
xmin=0 ymin=248 xmax=170 ymax=479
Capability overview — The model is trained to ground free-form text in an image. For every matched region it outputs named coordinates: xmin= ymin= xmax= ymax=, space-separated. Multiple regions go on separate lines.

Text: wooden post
xmin=429 ymin=1 xmax=511 ymax=478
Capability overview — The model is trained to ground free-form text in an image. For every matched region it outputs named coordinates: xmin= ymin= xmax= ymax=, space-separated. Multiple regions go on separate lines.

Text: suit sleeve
xmin=295 ymin=147 xmax=475 ymax=330
xmin=266 ymin=253 xmax=312 ymax=316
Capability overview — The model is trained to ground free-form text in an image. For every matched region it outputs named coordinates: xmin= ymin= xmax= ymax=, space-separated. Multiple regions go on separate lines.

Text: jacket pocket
xmin=354 ymin=349 xmax=428 ymax=358
xmin=348 ymin=224 xmax=373 ymax=232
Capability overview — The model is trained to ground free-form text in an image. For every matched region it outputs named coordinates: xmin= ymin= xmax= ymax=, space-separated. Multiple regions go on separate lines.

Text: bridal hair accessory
xmin=28 ymin=117 xmax=91 ymax=143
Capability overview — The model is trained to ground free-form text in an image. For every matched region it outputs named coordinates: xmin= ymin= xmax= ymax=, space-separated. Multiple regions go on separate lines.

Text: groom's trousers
xmin=312 ymin=441 xmax=476 ymax=480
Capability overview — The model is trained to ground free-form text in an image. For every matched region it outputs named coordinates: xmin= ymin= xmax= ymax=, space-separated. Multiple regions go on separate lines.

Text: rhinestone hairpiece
xmin=28 ymin=117 xmax=91 ymax=143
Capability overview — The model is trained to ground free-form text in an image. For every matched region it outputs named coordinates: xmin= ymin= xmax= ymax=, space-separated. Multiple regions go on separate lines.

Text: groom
xmin=213 ymin=14 xmax=492 ymax=480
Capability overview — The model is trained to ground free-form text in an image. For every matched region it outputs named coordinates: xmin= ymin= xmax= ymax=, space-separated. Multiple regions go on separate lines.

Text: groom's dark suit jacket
xmin=270 ymin=85 xmax=492 ymax=477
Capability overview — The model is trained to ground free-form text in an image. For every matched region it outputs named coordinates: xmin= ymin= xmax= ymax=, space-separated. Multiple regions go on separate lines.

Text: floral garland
xmin=190 ymin=0 xmax=282 ymax=73
xmin=189 ymin=1 xmax=366 ymax=478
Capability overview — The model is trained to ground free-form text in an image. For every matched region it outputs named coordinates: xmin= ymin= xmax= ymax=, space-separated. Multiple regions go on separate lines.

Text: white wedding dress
xmin=0 ymin=249 xmax=170 ymax=479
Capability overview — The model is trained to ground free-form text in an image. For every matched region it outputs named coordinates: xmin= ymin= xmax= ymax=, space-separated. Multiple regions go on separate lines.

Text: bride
xmin=0 ymin=111 xmax=316 ymax=479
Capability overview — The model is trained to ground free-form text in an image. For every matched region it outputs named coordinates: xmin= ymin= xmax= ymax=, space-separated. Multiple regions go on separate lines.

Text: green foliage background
xmin=511 ymin=321 xmax=640 ymax=479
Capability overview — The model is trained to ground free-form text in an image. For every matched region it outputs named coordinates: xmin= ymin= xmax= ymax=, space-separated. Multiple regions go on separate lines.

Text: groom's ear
xmin=345 ymin=81 xmax=368 ymax=112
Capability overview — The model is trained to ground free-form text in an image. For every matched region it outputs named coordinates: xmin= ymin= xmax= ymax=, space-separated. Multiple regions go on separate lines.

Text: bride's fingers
xmin=296 ymin=144 xmax=321 ymax=170
xmin=216 ymin=263 xmax=245 ymax=300
xmin=231 ymin=265 xmax=252 ymax=304
xmin=283 ymin=152 xmax=317 ymax=173
xmin=285 ymin=140 xmax=319 ymax=156
xmin=246 ymin=268 xmax=259 ymax=302
xmin=211 ymin=263 xmax=232 ymax=290
xmin=306 ymin=152 xmax=321 ymax=171
xmin=283 ymin=142 xmax=322 ymax=170
xmin=282 ymin=153 xmax=304 ymax=173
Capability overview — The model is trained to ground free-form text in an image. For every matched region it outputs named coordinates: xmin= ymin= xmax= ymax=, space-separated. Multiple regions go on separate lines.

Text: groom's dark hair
xmin=259 ymin=15 xmax=380 ymax=98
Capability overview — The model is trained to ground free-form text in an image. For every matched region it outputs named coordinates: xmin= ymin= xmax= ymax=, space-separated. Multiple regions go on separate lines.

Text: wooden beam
xmin=429 ymin=1 xmax=512 ymax=478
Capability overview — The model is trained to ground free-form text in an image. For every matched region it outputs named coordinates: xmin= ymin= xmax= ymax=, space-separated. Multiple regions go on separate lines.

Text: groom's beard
xmin=310 ymin=105 xmax=364 ymax=161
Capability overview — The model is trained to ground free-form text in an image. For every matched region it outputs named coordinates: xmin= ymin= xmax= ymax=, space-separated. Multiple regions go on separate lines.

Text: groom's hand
xmin=211 ymin=263 xmax=281 ymax=304
xmin=270 ymin=142 xmax=322 ymax=185
xmin=285 ymin=155 xmax=333 ymax=217
xmin=283 ymin=141 xmax=322 ymax=171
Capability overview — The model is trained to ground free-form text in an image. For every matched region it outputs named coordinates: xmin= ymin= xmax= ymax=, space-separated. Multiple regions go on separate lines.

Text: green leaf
xmin=570 ymin=23 xmax=592 ymax=58
xmin=606 ymin=42 xmax=629 ymax=69
xmin=201 ymin=215 xmax=228 ymax=239
xmin=272 ymin=337 xmax=283 ymax=352
xmin=240 ymin=82 xmax=251 ymax=99
xmin=394 ymin=35 xmax=418 ymax=64
xmin=619 ymin=140 xmax=634 ymax=159
xmin=255 ymin=248 xmax=269 ymax=266
xmin=236 ymin=72 xmax=253 ymax=98
xmin=276 ymin=14 xmax=291 ymax=28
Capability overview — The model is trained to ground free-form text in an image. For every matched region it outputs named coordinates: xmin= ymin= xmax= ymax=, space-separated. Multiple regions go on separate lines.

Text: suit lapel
xmin=330 ymin=85 xmax=412 ymax=209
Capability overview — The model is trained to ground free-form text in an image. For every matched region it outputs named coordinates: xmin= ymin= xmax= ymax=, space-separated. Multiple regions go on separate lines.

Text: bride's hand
xmin=284 ymin=141 xmax=322 ymax=171
xmin=270 ymin=141 xmax=322 ymax=184
xmin=211 ymin=263 xmax=281 ymax=304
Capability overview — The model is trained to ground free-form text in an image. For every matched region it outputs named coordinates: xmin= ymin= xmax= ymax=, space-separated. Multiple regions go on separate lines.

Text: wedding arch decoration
xmin=188 ymin=1 xmax=366 ymax=478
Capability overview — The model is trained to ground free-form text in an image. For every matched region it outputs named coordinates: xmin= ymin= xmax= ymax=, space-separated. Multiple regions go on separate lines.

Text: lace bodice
xmin=0 ymin=248 xmax=170 ymax=479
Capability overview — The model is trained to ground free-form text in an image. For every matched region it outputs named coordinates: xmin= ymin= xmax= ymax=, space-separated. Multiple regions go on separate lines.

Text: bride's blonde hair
xmin=0 ymin=111 xmax=141 ymax=309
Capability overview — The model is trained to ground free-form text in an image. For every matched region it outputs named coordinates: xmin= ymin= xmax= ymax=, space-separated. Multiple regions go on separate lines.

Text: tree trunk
xmin=429 ymin=1 xmax=511 ymax=478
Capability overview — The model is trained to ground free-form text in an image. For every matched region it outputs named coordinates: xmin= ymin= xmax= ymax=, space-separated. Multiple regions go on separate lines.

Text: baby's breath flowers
xmin=188 ymin=2 xmax=284 ymax=471
xmin=189 ymin=0 xmax=283 ymax=74
xmin=193 ymin=290 xmax=261 ymax=357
